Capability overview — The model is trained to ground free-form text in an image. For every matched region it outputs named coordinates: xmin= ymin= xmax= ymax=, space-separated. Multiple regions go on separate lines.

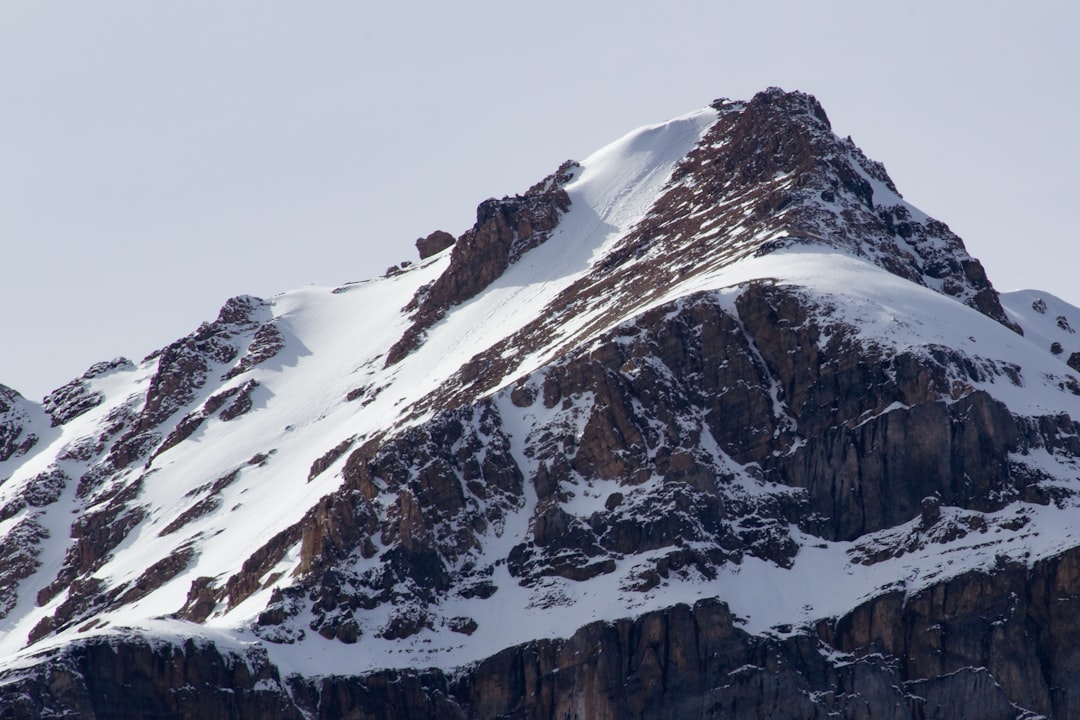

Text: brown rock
xmin=416 ymin=230 xmax=456 ymax=259
xmin=177 ymin=576 xmax=220 ymax=623
xmin=386 ymin=161 xmax=577 ymax=365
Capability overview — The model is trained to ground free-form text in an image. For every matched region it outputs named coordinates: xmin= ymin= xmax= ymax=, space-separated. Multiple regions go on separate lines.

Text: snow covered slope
xmin=4 ymin=88 xmax=1080 ymax=719
xmin=1001 ymin=289 xmax=1080 ymax=364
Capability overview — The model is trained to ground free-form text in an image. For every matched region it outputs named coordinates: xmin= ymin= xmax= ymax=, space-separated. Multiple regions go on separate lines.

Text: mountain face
xmin=4 ymin=88 xmax=1080 ymax=718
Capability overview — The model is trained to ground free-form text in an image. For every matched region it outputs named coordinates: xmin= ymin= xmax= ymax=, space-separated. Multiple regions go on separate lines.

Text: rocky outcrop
xmin=416 ymin=229 xmax=456 ymax=260
xmin=730 ymin=282 xmax=1040 ymax=540
xmin=159 ymin=468 xmax=241 ymax=537
xmin=307 ymin=437 xmax=355 ymax=482
xmin=71 ymin=296 xmax=271 ymax=486
xmin=260 ymin=403 xmax=527 ymax=642
xmin=139 ymin=296 xmax=268 ymax=431
xmin=0 ymin=384 xmax=38 ymax=463
xmin=222 ymin=321 xmax=286 ymax=381
xmin=682 ymin=89 xmax=1018 ymax=333
xmin=0 ymin=515 xmax=48 ymax=620
xmin=34 ymin=476 xmax=147 ymax=627
xmin=42 ymin=357 xmax=132 ymax=427
xmin=386 ymin=161 xmax=578 ymax=365
xmin=153 ymin=379 xmax=260 ymax=461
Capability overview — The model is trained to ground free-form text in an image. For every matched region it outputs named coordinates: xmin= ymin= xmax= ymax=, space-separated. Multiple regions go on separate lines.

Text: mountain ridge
xmin=4 ymin=88 xmax=1080 ymax=718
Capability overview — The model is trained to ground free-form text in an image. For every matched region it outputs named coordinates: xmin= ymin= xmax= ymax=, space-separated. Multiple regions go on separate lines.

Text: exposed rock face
xmin=386 ymin=160 xmax=578 ymax=365
xmin=0 ymin=384 xmax=38 ymax=463
xmin=0 ymin=636 xmax=299 ymax=720
xmin=686 ymin=90 xmax=1017 ymax=332
xmin=0 ymin=596 xmax=1052 ymax=719
xmin=823 ymin=545 xmax=1080 ymax=719
xmin=278 ymin=402 xmax=526 ymax=642
xmin=154 ymin=379 xmax=260 ymax=460
xmin=34 ymin=475 xmax=146 ymax=614
xmin=8 ymin=295 xmax=278 ymax=647
xmin=138 ymin=295 xmax=268 ymax=431
xmin=416 ymin=229 xmax=456 ymax=260
xmin=222 ymin=320 xmax=286 ymax=381
xmin=42 ymin=357 xmax=133 ymax=427
xmin=0 ymin=515 xmax=48 ymax=620
xmin=729 ymin=282 xmax=1039 ymax=541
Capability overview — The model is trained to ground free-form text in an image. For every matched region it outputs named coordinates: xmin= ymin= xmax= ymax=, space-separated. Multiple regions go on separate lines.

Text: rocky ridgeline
xmin=394 ymin=89 xmax=1021 ymax=426
xmin=385 ymin=160 xmax=578 ymax=365
xmin=42 ymin=357 xmax=133 ymax=427
xmin=655 ymin=89 xmax=1014 ymax=331
xmin=11 ymin=294 xmax=289 ymax=644
xmin=0 ymin=384 xmax=38 ymax=464
xmin=2 ymin=89 xmax=1079 ymax=718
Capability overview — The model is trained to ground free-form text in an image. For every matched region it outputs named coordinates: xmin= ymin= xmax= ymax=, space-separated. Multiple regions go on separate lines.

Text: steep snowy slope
xmin=0 ymin=106 xmax=718 ymax=656
xmin=4 ymin=89 xmax=1080 ymax=718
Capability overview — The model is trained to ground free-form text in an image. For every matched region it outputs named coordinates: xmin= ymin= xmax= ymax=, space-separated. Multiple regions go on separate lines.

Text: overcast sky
xmin=2 ymin=1 xmax=1077 ymax=400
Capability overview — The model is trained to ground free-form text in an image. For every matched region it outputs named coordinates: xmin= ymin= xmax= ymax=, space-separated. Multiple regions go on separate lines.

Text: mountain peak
xmin=618 ymin=87 xmax=1017 ymax=331
xmin=372 ymin=91 xmax=1023 ymax=420
xmin=714 ymin=85 xmax=833 ymax=130
xmin=382 ymin=88 xmax=1017 ymax=384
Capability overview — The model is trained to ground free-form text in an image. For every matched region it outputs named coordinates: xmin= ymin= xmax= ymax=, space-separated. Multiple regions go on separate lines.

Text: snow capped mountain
xmin=4 ymin=88 xmax=1080 ymax=718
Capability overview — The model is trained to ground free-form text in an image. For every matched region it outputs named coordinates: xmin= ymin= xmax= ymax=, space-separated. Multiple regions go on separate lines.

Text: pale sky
xmin=2 ymin=1 xmax=1077 ymax=400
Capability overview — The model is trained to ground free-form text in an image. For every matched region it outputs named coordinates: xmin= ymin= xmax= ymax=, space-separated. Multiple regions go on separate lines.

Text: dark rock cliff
xmin=8 ymin=582 xmax=1072 ymax=719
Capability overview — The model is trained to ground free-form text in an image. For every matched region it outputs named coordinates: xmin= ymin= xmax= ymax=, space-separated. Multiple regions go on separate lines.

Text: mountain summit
xmin=4 ymin=88 xmax=1080 ymax=718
